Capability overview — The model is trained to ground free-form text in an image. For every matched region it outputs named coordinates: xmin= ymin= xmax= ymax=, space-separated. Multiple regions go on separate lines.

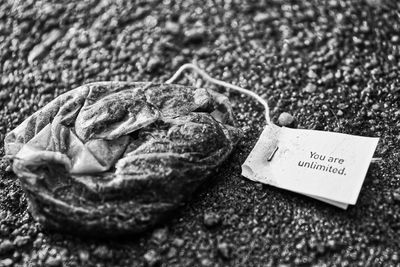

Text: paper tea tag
xmin=242 ymin=124 xmax=379 ymax=209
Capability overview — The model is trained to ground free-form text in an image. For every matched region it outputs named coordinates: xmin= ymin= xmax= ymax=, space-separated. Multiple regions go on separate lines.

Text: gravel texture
xmin=0 ymin=0 xmax=399 ymax=266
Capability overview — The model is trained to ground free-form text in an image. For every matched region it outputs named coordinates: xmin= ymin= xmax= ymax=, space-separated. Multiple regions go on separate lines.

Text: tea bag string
xmin=166 ymin=63 xmax=271 ymax=124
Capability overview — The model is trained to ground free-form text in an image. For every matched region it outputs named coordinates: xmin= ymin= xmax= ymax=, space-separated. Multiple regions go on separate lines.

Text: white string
xmin=166 ymin=63 xmax=271 ymax=124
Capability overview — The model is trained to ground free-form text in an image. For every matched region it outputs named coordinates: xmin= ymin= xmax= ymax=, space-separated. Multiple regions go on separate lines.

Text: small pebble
xmin=0 ymin=240 xmax=14 ymax=254
xmin=172 ymin=238 xmax=184 ymax=247
xmin=165 ymin=21 xmax=180 ymax=35
xmin=254 ymin=13 xmax=270 ymax=23
xmin=166 ymin=247 xmax=177 ymax=259
xmin=278 ymin=112 xmax=295 ymax=127
xmin=255 ymin=182 xmax=263 ymax=190
xmin=262 ymin=76 xmax=273 ymax=85
xmin=327 ymin=240 xmax=337 ymax=249
xmin=372 ymin=104 xmax=380 ymax=111
xmin=303 ymin=83 xmax=317 ymax=93
xmin=151 ymin=228 xmax=168 ymax=244
xmin=78 ymin=249 xmax=90 ymax=262
xmin=28 ymin=29 xmax=62 ymax=64
xmin=5 ymin=166 xmax=12 ymax=173
xmin=44 ymin=255 xmax=61 ymax=267
xmin=200 ymin=258 xmax=213 ymax=266
xmin=321 ymin=73 xmax=333 ymax=83
xmin=393 ymin=190 xmax=400 ymax=202
xmin=0 ymin=258 xmax=13 ymax=267
xmin=93 ymin=245 xmax=112 ymax=260
xmin=197 ymin=47 xmax=211 ymax=57
xmin=185 ymin=27 xmax=206 ymax=43
xmin=203 ymin=212 xmax=221 ymax=227
xmin=0 ymin=91 xmax=8 ymax=100
xmin=307 ymin=69 xmax=318 ymax=79
xmin=353 ymin=68 xmax=362 ymax=76
xmin=217 ymin=242 xmax=230 ymax=259
xmin=143 ymin=250 xmax=161 ymax=267
xmin=146 ymin=57 xmax=162 ymax=72
xmin=13 ymin=235 xmax=30 ymax=247
xmin=76 ymin=34 xmax=90 ymax=47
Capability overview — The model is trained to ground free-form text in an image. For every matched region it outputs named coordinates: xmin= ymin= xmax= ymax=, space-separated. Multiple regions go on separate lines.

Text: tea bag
xmin=4 ymin=79 xmax=242 ymax=236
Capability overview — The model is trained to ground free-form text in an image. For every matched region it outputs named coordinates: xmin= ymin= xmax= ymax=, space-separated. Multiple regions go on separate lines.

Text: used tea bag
xmin=5 ymin=79 xmax=242 ymax=236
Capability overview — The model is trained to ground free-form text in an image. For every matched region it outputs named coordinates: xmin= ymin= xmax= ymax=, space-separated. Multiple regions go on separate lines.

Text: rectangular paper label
xmin=242 ymin=124 xmax=379 ymax=208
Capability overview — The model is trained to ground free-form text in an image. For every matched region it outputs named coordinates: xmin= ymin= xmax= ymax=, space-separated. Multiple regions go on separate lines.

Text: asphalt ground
xmin=0 ymin=0 xmax=400 ymax=266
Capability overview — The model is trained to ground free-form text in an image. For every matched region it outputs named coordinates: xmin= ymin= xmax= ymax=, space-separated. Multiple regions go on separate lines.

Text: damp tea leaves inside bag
xmin=4 ymin=73 xmax=244 ymax=236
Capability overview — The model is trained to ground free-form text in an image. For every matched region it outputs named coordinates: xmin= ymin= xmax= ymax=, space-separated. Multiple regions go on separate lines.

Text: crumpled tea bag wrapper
xmin=242 ymin=124 xmax=379 ymax=209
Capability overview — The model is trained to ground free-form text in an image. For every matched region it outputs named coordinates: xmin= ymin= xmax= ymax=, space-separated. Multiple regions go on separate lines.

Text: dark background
xmin=0 ymin=0 xmax=400 ymax=266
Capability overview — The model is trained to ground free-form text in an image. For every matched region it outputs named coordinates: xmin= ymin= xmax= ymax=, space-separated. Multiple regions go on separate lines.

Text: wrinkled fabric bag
xmin=5 ymin=82 xmax=242 ymax=236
